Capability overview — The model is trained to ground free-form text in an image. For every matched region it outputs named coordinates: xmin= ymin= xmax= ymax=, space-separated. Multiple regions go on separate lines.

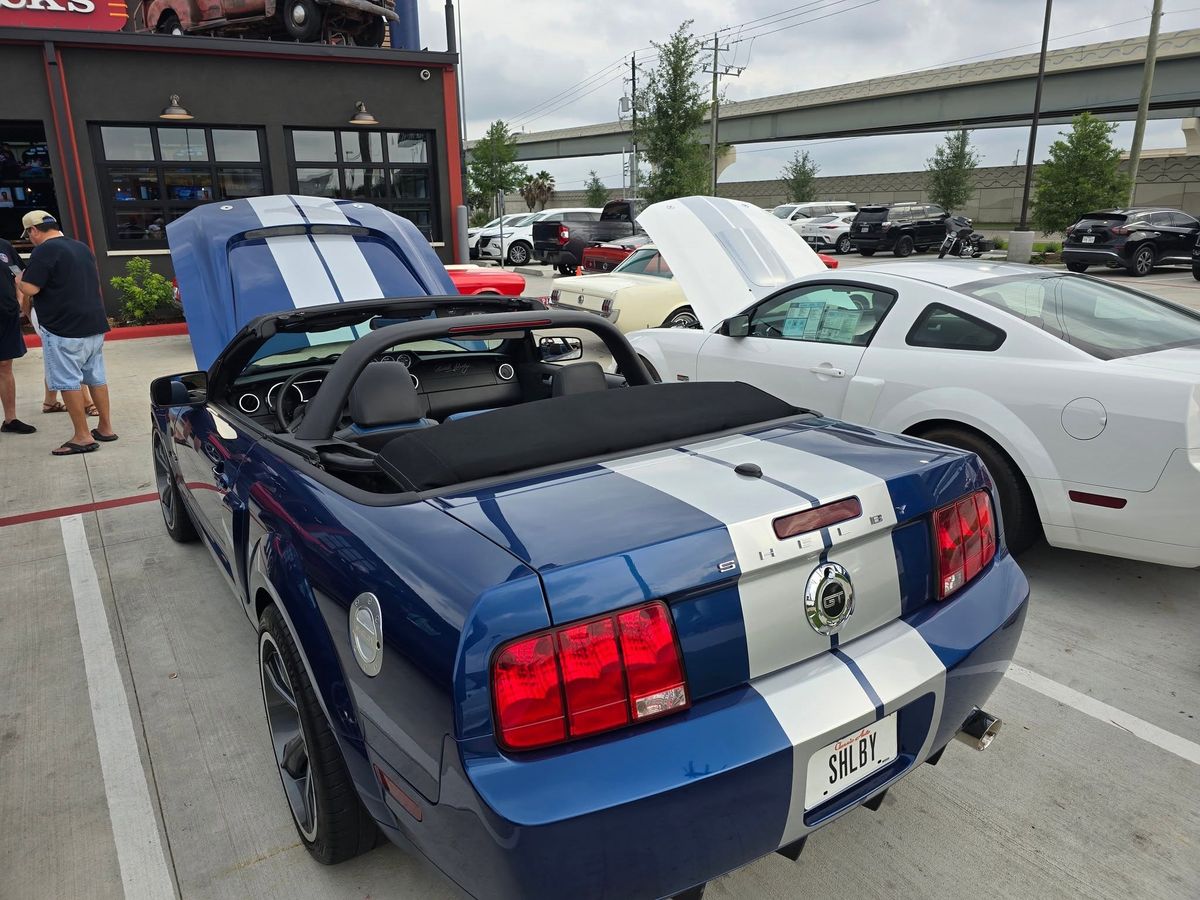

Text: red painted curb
xmin=24 ymin=321 xmax=188 ymax=349
xmin=0 ymin=491 xmax=160 ymax=529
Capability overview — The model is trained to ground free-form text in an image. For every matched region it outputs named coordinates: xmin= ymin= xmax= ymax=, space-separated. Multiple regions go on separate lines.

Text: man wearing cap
xmin=0 ymin=232 xmax=36 ymax=435
xmin=16 ymin=211 xmax=117 ymax=455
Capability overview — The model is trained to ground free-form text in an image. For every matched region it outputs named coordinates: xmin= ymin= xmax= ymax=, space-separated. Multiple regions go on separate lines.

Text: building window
xmin=288 ymin=128 xmax=437 ymax=239
xmin=91 ymin=125 xmax=269 ymax=249
xmin=1 ymin=122 xmax=60 ymax=250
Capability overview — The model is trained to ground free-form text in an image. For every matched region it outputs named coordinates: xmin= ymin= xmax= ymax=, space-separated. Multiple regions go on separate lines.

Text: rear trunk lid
xmin=1068 ymin=212 xmax=1128 ymax=247
xmin=852 ymin=207 xmax=889 ymax=239
xmin=435 ymin=419 xmax=986 ymax=694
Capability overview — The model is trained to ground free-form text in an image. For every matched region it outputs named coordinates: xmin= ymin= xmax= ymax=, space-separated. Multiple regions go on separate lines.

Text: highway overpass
xmin=479 ymin=28 xmax=1200 ymax=161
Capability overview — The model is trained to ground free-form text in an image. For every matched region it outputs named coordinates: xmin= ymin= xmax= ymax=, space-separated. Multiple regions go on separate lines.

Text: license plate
xmin=805 ymin=713 xmax=897 ymax=810
xmin=804 ymin=236 xmax=818 ymax=244
xmin=860 ymin=226 xmax=869 ymax=232
xmin=1082 ymin=235 xmax=1095 ymax=243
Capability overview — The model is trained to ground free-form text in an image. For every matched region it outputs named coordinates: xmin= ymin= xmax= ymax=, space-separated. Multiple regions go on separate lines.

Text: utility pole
xmin=705 ymin=35 xmax=744 ymax=196
xmin=1017 ymin=0 xmax=1053 ymax=232
xmin=1127 ymin=0 xmax=1164 ymax=206
xmin=630 ymin=53 xmax=639 ymax=199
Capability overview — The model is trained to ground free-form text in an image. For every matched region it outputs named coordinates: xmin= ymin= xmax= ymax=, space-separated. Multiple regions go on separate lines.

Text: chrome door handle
xmin=809 ymin=365 xmax=846 ymax=378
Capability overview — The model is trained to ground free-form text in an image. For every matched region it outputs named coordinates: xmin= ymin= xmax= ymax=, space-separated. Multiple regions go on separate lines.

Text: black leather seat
xmin=551 ymin=361 xmax=608 ymax=397
xmin=334 ymin=362 xmax=435 ymax=451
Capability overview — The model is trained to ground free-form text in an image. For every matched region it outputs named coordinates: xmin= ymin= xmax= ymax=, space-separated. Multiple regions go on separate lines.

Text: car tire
xmin=894 ymin=235 xmax=915 ymax=258
xmin=356 ymin=15 xmax=386 ymax=47
xmin=917 ymin=427 xmax=1041 ymax=555
xmin=258 ymin=605 xmax=380 ymax=865
xmin=153 ymin=434 xmax=197 ymax=542
xmin=283 ymin=0 xmax=322 ymax=42
xmin=156 ymin=12 xmax=184 ymax=34
xmin=1066 ymin=262 xmax=1089 ymax=273
xmin=1193 ymin=264 xmax=1200 ymax=282
xmin=663 ymin=307 xmax=700 ymax=329
xmin=859 ymin=248 xmax=875 ymax=257
xmin=1129 ymin=244 xmax=1155 ymax=277
xmin=835 ymin=234 xmax=852 ymax=254
xmin=557 ymin=263 xmax=575 ymax=276
xmin=506 ymin=242 xmax=531 ymax=266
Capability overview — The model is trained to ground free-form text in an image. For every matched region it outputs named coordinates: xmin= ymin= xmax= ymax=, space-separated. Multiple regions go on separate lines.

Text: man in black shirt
xmin=0 ymin=235 xmax=35 ymax=435
xmin=16 ymin=211 xmax=116 ymax=455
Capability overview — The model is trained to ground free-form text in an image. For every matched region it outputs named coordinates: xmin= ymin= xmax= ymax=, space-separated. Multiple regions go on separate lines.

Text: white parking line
xmin=60 ymin=515 xmax=177 ymax=899
xmin=1006 ymin=663 xmax=1200 ymax=766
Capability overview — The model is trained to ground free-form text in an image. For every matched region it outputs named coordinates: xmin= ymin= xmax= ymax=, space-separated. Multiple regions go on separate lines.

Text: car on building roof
xmin=629 ymin=196 xmax=1200 ymax=568
xmin=550 ymin=241 xmax=838 ymax=332
xmin=140 ymin=0 xmax=396 ymax=45
xmin=154 ymin=194 xmax=1029 ymax=899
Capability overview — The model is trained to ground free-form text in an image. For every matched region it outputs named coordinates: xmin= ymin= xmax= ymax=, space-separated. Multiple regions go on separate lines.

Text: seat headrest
xmin=551 ymin=361 xmax=608 ymax=397
xmin=349 ymin=362 xmax=425 ymax=427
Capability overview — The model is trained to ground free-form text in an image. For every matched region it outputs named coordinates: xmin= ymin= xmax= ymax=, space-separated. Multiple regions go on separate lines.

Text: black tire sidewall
xmin=283 ymin=0 xmax=322 ymax=42
xmin=895 ymin=235 xmax=914 ymax=257
xmin=836 ymin=235 xmax=852 ymax=254
xmin=507 ymin=242 xmax=530 ymax=265
xmin=153 ymin=435 xmax=196 ymax=542
xmin=1130 ymin=244 xmax=1154 ymax=276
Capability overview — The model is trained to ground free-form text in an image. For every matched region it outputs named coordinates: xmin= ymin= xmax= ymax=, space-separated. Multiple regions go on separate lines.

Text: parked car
xmin=582 ymin=233 xmax=652 ymax=273
xmin=1062 ymin=207 xmax=1200 ymax=276
xmin=850 ymin=203 xmax=949 ymax=257
xmin=533 ymin=198 xmax=643 ymax=275
xmin=479 ymin=208 xmax=600 ymax=267
xmin=141 ymin=0 xmax=395 ymax=44
xmin=552 ymin=242 xmax=838 ymax=332
xmin=1193 ymin=232 xmax=1200 ymax=280
xmin=772 ymin=200 xmax=857 ymax=231
xmin=445 ymin=264 xmax=525 ymax=296
xmin=158 ymin=193 xmax=1027 ymax=900
xmin=468 ymin=214 xmax=527 ymax=259
xmin=798 ymin=212 xmax=858 ymax=254
xmin=629 ymin=196 xmax=1200 ymax=567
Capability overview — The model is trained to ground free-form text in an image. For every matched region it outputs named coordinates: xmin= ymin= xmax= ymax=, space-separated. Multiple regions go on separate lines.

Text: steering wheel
xmin=274 ymin=369 xmax=329 ymax=432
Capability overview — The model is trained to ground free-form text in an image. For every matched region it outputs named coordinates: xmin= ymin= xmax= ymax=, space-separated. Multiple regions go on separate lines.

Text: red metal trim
xmin=442 ymin=66 xmax=464 ymax=261
xmin=53 ymin=52 xmax=96 ymax=254
xmin=40 ymin=41 xmax=82 ymax=242
xmin=0 ymin=491 xmax=159 ymax=529
xmin=24 ymin=321 xmax=189 ymax=348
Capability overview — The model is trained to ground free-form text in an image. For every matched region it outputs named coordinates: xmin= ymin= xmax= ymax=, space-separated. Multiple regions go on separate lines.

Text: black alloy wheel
xmin=894 ymin=235 xmax=915 ymax=258
xmin=1129 ymin=244 xmax=1155 ymax=277
xmin=153 ymin=434 xmax=196 ymax=543
xmin=836 ymin=234 xmax=853 ymax=254
xmin=557 ymin=263 xmax=575 ymax=276
xmin=1066 ymin=262 xmax=1089 ymax=273
xmin=258 ymin=606 xmax=379 ymax=864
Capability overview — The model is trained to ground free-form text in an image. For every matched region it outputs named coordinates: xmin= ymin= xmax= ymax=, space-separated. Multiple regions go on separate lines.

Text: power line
xmin=729 ymin=0 xmax=885 ymax=44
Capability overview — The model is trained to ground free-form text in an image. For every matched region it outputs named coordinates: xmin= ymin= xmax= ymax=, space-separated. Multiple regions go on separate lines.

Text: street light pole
xmin=710 ymin=35 xmax=720 ymax=196
xmin=1127 ymin=0 xmax=1164 ymax=205
xmin=1017 ymin=0 xmax=1053 ymax=232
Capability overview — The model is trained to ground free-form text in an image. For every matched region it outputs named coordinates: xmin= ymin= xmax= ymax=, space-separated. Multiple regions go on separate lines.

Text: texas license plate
xmin=1082 ymin=235 xmax=1095 ymax=243
xmin=860 ymin=226 xmax=869 ymax=232
xmin=804 ymin=713 xmax=897 ymax=810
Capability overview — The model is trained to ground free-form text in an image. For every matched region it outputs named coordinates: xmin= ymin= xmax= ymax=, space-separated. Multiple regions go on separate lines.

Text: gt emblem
xmin=804 ymin=562 xmax=854 ymax=635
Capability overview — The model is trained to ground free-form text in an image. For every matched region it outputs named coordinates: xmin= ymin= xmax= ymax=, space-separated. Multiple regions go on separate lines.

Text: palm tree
xmin=534 ymin=170 xmax=556 ymax=209
xmin=519 ymin=175 xmax=539 ymax=212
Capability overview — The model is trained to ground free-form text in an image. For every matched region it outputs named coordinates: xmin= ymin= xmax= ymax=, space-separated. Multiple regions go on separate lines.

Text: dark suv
xmin=1062 ymin=207 xmax=1200 ymax=276
xmin=850 ymin=203 xmax=949 ymax=256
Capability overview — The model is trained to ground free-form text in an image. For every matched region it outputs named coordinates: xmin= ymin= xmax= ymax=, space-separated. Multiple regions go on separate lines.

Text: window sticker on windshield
xmin=783 ymin=300 xmax=826 ymax=338
xmin=818 ymin=308 xmax=862 ymax=342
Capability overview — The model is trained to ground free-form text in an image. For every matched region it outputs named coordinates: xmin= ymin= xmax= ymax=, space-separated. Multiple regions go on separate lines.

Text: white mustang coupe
xmin=628 ymin=197 xmax=1200 ymax=567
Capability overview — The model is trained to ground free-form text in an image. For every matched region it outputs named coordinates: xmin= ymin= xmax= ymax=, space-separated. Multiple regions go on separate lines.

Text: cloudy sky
xmin=416 ymin=1 xmax=1200 ymax=189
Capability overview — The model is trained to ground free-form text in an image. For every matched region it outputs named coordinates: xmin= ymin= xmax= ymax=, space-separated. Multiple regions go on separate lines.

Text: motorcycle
xmin=938 ymin=215 xmax=994 ymax=259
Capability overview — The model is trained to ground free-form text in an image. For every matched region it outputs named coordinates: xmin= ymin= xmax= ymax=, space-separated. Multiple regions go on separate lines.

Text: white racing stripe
xmin=1006 ymin=664 xmax=1200 ymax=766
xmin=246 ymin=195 xmax=306 ymax=228
xmin=313 ymin=234 xmax=384 ymax=301
xmin=264 ymin=236 xmax=339 ymax=309
xmin=60 ymin=515 xmax=177 ymax=899
xmin=291 ymin=194 xmax=350 ymax=225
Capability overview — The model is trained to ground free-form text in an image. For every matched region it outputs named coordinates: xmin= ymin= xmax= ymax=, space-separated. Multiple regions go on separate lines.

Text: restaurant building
xmin=0 ymin=11 xmax=463 ymax=312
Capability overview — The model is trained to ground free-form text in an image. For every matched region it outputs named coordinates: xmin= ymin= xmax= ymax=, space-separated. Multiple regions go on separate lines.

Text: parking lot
xmin=1 ymin=260 xmax=1198 ymax=900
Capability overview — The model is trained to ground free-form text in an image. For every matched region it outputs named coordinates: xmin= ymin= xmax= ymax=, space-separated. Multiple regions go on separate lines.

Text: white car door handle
xmin=809 ymin=364 xmax=846 ymax=378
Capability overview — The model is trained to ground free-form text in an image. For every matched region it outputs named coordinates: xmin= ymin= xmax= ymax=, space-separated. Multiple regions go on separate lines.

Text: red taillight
xmin=820 ymin=224 xmax=840 ymax=229
xmin=558 ymin=225 xmax=570 ymax=244
xmin=491 ymin=601 xmax=689 ymax=751
xmin=773 ymin=497 xmax=861 ymax=540
xmin=601 ymin=297 xmax=614 ymax=314
xmin=1110 ymin=225 xmax=1130 ymax=235
xmin=934 ymin=491 xmax=996 ymax=600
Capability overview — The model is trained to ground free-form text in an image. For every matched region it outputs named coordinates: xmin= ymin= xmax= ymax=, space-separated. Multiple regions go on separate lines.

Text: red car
xmin=582 ymin=236 xmax=837 ymax=272
xmin=141 ymin=0 xmax=395 ymax=45
xmin=446 ymin=265 xmax=525 ymax=296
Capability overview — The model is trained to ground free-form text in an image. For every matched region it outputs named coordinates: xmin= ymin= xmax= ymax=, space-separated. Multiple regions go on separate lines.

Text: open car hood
xmin=167 ymin=195 xmax=456 ymax=370
xmin=637 ymin=196 xmax=827 ymax=330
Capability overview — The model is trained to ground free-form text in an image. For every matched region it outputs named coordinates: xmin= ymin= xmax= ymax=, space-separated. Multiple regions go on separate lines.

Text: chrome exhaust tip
xmin=955 ymin=708 xmax=1001 ymax=751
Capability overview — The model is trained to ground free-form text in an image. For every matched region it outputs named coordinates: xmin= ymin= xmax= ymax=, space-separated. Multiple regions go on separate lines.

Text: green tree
xmin=634 ymin=21 xmax=709 ymax=203
xmin=780 ymin=149 xmax=819 ymax=203
xmin=534 ymin=169 xmax=556 ymax=209
xmin=926 ymin=129 xmax=979 ymax=212
xmin=583 ymin=171 xmax=610 ymax=208
xmin=1032 ymin=112 xmax=1131 ymax=234
xmin=109 ymin=256 xmax=177 ymax=325
xmin=467 ymin=120 xmax=528 ymax=216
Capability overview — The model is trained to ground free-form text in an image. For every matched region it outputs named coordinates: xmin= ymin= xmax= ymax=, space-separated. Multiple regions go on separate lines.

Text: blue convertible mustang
xmin=155 ymin=196 xmax=1028 ymax=899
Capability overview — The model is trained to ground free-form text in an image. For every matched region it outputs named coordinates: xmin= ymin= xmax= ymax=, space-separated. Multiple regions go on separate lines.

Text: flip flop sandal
xmin=85 ymin=405 xmax=100 ymax=416
xmin=91 ymin=429 xmax=119 ymax=443
xmin=52 ymin=441 xmax=99 ymax=456
xmin=42 ymin=401 xmax=67 ymax=413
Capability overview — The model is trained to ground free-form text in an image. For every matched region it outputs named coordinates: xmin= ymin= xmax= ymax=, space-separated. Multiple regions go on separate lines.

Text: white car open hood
xmin=638 ymin=196 xmax=827 ymax=330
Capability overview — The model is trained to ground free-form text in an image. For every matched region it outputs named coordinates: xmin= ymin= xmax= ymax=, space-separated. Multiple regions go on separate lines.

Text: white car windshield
xmin=961 ymin=274 xmax=1200 ymax=359
xmin=773 ymin=205 xmax=798 ymax=219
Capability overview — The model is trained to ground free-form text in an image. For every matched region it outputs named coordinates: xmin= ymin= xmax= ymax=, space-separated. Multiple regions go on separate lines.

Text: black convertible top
xmin=375 ymin=381 xmax=801 ymax=492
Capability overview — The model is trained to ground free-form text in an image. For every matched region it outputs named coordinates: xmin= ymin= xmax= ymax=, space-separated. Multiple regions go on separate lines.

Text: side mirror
xmin=538 ymin=335 xmax=583 ymax=362
xmin=151 ymin=371 xmax=207 ymax=407
xmin=725 ymin=315 xmax=750 ymax=338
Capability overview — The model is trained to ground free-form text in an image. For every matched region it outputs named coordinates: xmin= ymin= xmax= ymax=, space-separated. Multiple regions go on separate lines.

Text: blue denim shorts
xmin=41 ymin=328 xmax=107 ymax=392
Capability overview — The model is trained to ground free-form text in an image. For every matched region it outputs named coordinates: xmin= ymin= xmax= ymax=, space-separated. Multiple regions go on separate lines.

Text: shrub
xmin=109 ymin=256 xmax=177 ymax=325
xmin=992 ymin=236 xmax=1008 ymax=250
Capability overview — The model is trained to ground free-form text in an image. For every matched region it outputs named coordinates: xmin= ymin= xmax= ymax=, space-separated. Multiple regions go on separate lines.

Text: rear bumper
xmin=850 ymin=234 xmax=891 ymax=250
xmin=384 ymin=555 xmax=1028 ymax=899
xmin=1062 ymin=246 xmax=1128 ymax=266
xmin=803 ymin=234 xmax=837 ymax=248
xmin=548 ymin=299 xmax=618 ymax=323
xmin=537 ymin=248 xmax=575 ymax=267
